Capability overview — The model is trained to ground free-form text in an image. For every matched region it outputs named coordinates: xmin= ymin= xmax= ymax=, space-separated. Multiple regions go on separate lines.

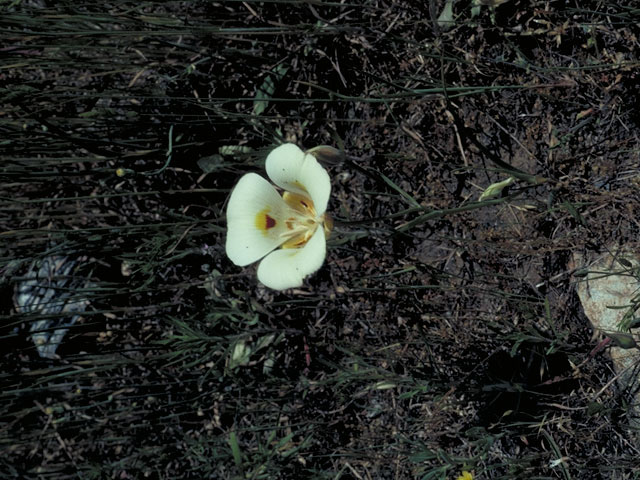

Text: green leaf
xmin=560 ymin=201 xmax=586 ymax=226
xmin=436 ymin=0 xmax=455 ymax=30
xmin=229 ymin=340 xmax=252 ymax=369
xmin=219 ymin=145 xmax=253 ymax=156
xmin=197 ymin=154 xmax=225 ymax=173
xmin=228 ymin=430 xmax=243 ymax=469
xmin=253 ymin=64 xmax=289 ymax=116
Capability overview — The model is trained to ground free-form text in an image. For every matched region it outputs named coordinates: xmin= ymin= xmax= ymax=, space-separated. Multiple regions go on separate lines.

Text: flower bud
xmin=306 ymin=145 xmax=345 ymax=165
xmin=607 ymin=332 xmax=637 ymax=349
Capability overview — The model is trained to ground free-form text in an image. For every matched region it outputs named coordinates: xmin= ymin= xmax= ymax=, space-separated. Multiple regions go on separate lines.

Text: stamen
xmin=275 ymin=191 xmax=329 ymax=249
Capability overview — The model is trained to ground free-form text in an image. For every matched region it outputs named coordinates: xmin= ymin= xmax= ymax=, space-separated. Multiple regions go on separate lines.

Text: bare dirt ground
xmin=2 ymin=1 xmax=640 ymax=478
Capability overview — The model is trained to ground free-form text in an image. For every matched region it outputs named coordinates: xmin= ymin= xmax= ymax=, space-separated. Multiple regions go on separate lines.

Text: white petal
xmin=225 ymin=173 xmax=292 ymax=266
xmin=265 ymin=143 xmax=331 ymax=216
xmin=256 ymin=226 xmax=326 ymax=290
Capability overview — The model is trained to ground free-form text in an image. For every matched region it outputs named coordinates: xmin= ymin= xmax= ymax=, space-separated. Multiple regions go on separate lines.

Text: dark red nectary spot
xmin=265 ymin=215 xmax=276 ymax=229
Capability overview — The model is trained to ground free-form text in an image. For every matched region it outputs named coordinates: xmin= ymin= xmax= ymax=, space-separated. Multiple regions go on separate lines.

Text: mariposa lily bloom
xmin=225 ymin=143 xmax=333 ymax=290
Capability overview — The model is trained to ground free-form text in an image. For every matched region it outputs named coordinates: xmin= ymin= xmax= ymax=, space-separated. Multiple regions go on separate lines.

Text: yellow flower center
xmin=280 ymin=191 xmax=331 ymax=249
xmin=253 ymin=191 xmax=332 ymax=249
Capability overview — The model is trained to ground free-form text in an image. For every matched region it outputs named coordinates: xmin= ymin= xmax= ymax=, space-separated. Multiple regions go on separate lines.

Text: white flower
xmin=225 ymin=143 xmax=333 ymax=290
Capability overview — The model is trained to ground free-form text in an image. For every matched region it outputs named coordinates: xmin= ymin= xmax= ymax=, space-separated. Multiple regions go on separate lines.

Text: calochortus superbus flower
xmin=225 ymin=143 xmax=333 ymax=290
